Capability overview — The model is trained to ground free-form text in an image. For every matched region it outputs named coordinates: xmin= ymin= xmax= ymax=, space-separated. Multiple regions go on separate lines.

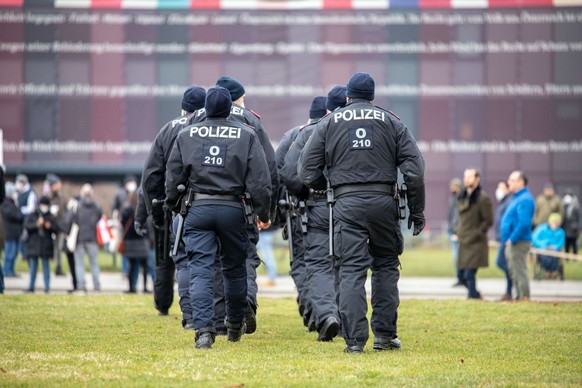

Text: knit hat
xmin=39 ymin=196 xmax=51 ymax=206
xmin=327 ymin=86 xmax=347 ymax=111
xmin=346 ymin=72 xmax=375 ymax=101
xmin=309 ymin=96 xmax=327 ymax=119
xmin=181 ymin=86 xmax=206 ymax=113
xmin=46 ymin=173 xmax=60 ymax=187
xmin=216 ymin=76 xmax=245 ymax=101
xmin=205 ymin=86 xmax=232 ymax=118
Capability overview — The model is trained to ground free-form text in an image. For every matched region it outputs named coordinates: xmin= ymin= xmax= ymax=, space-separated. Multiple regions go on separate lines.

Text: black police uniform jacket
xmin=165 ymin=117 xmax=272 ymax=223
xmin=281 ymin=121 xmax=320 ymax=198
xmin=193 ymin=105 xmax=279 ymax=218
xmin=140 ymin=112 xmax=198 ymax=225
xmin=298 ymin=99 xmax=425 ymax=216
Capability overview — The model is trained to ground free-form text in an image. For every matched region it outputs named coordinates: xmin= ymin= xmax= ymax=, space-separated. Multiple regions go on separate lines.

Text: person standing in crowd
xmin=447 ymin=178 xmax=463 ymax=287
xmin=1 ymin=182 xmax=23 ymax=278
xmin=282 ymin=93 xmax=344 ymax=341
xmin=112 ymin=175 xmax=139 ymax=278
xmin=299 ymin=72 xmax=426 ymax=354
xmin=533 ymin=183 xmax=563 ymax=229
xmin=120 ymin=191 xmax=150 ymax=293
xmin=139 ymin=85 xmax=206 ymax=320
xmin=456 ymin=168 xmax=493 ymax=300
xmin=532 ymin=213 xmax=566 ymax=277
xmin=24 ymin=196 xmax=59 ymax=293
xmin=562 ymin=190 xmax=580 ymax=255
xmin=493 ymin=180 xmax=514 ymax=301
xmin=62 ymin=195 xmax=80 ymax=292
xmin=213 ymin=76 xmax=279 ymax=335
xmin=15 ymin=174 xmax=37 ymax=260
xmin=501 ymin=170 xmax=535 ymax=301
xmin=44 ymin=174 xmax=67 ymax=276
xmin=71 ymin=184 xmax=103 ymax=293
xmin=165 ymin=86 xmax=272 ymax=349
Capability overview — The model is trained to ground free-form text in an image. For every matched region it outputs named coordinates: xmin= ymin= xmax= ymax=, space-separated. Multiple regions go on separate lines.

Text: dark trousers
xmin=334 ymin=193 xmax=402 ymax=348
xmin=460 ymin=268 xmax=480 ymax=299
xmin=288 ymin=216 xmax=311 ymax=320
xmin=565 ymin=237 xmax=578 ymax=255
xmin=171 ymin=217 xmax=191 ymax=320
xmin=304 ymin=202 xmax=338 ymax=329
xmin=184 ymin=205 xmax=249 ymax=330
xmin=154 ymin=225 xmax=175 ymax=313
xmin=128 ymin=257 xmax=147 ymax=292
xmin=63 ymin=245 xmax=77 ymax=290
xmin=495 ymin=243 xmax=513 ymax=296
xmin=214 ymin=220 xmax=261 ymax=329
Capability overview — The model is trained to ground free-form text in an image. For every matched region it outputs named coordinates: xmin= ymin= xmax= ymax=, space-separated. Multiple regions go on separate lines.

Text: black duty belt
xmin=334 ymin=183 xmax=395 ymax=198
xmin=194 ymin=193 xmax=241 ymax=203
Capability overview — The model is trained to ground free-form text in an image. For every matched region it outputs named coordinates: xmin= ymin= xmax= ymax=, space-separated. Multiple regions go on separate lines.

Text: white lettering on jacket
xmin=190 ymin=126 xmax=241 ymax=139
xmin=333 ymin=109 xmax=385 ymax=123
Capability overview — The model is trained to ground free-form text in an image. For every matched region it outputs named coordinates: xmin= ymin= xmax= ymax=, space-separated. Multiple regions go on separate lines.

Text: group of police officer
xmin=136 ymin=72 xmax=426 ymax=353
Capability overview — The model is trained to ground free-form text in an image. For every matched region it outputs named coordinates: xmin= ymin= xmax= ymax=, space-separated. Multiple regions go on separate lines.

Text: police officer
xmin=166 ymin=86 xmax=272 ymax=349
xmin=299 ymin=73 xmax=425 ymax=353
xmin=211 ymin=76 xmax=279 ymax=334
xmin=282 ymin=89 xmax=346 ymax=341
xmin=276 ymin=125 xmax=310 ymax=329
xmin=138 ymin=85 xmax=206 ymax=321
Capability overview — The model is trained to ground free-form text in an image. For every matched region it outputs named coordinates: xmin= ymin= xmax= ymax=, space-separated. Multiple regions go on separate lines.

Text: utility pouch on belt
xmin=241 ymin=193 xmax=254 ymax=226
xmin=398 ymin=183 xmax=407 ymax=220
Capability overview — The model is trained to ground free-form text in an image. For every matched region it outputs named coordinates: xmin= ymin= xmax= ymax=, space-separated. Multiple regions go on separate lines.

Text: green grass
xmin=12 ymin=244 xmax=582 ymax=280
xmin=0 ymin=296 xmax=580 ymax=387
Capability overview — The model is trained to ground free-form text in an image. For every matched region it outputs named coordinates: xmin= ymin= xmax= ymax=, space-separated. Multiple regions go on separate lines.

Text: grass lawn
xmin=12 ymin=244 xmax=582 ymax=280
xmin=0 ymin=295 xmax=580 ymax=387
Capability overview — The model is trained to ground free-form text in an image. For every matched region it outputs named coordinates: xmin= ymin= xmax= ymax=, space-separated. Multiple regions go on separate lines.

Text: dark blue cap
xmin=326 ymin=86 xmax=347 ymax=111
xmin=309 ymin=96 xmax=327 ymax=119
xmin=205 ymin=86 xmax=232 ymax=118
xmin=182 ymin=86 xmax=206 ymax=112
xmin=216 ymin=76 xmax=245 ymax=101
xmin=346 ymin=72 xmax=375 ymax=101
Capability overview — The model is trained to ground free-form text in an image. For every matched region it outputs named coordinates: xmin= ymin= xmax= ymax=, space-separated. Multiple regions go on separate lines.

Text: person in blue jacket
xmin=532 ymin=213 xmax=565 ymax=274
xmin=500 ymin=170 xmax=535 ymax=301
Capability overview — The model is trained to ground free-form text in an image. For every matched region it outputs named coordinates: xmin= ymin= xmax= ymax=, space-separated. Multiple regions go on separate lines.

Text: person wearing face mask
xmin=455 ymin=168 xmax=493 ymax=300
xmin=23 ymin=196 xmax=59 ymax=293
xmin=561 ymin=190 xmax=580 ymax=256
xmin=492 ymin=180 xmax=514 ymax=301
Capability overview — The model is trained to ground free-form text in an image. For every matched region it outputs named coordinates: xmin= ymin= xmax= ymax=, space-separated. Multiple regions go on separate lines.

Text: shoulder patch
xmin=249 ymin=109 xmax=261 ymax=119
xmin=372 ymin=104 xmax=400 ymax=121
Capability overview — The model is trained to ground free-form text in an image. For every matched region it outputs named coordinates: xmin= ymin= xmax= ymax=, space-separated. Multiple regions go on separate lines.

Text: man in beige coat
xmin=456 ymin=168 xmax=493 ymax=299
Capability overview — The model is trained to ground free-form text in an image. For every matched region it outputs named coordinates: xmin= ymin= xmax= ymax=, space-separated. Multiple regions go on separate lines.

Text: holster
xmin=241 ymin=192 xmax=254 ymax=226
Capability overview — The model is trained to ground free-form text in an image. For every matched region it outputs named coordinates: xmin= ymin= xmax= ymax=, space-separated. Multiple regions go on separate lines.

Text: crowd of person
xmin=447 ymin=171 xmax=579 ymax=301
xmin=0 ymin=170 xmax=155 ymax=295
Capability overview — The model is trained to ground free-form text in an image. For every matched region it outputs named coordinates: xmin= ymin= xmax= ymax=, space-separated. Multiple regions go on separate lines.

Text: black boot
xmin=225 ymin=320 xmax=247 ymax=342
xmin=195 ymin=328 xmax=216 ymax=349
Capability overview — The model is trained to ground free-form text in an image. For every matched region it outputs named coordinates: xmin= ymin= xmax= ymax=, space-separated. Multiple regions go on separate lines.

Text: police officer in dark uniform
xmin=138 ymin=86 xmax=206 ymax=320
xmin=166 ymin=86 xmax=272 ymax=349
xmin=299 ymin=73 xmax=425 ymax=353
xmin=211 ymin=76 xmax=279 ymax=334
xmin=275 ymin=125 xmax=311 ymax=328
xmin=282 ymin=88 xmax=346 ymax=341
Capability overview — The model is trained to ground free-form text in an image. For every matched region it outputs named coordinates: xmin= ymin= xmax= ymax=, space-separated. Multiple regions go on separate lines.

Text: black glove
xmin=407 ymin=213 xmax=426 ymax=236
xmin=134 ymin=221 xmax=148 ymax=237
